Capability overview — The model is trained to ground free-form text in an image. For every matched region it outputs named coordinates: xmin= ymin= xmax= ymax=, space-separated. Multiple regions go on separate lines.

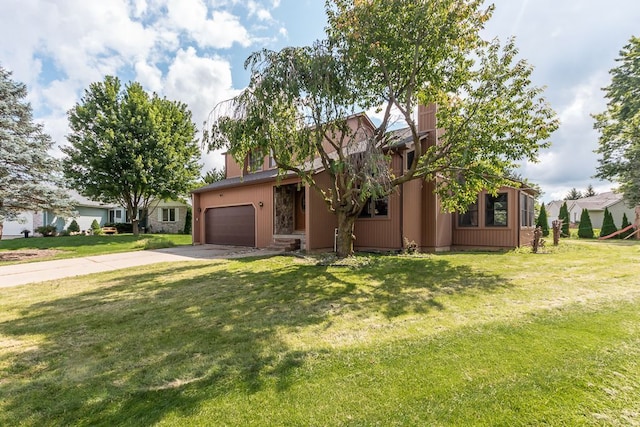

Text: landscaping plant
xmin=600 ymin=207 xmax=618 ymax=238
xmin=577 ymin=208 xmax=594 ymax=238
xmin=535 ymin=202 xmax=549 ymax=237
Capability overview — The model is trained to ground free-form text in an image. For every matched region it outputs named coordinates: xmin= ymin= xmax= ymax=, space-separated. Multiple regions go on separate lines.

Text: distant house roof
xmin=572 ymin=191 xmax=622 ymax=211
xmin=68 ymin=190 xmax=115 ymax=209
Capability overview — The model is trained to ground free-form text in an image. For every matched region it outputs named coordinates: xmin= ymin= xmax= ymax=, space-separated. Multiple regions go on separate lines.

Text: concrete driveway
xmin=0 ymin=245 xmax=277 ymax=288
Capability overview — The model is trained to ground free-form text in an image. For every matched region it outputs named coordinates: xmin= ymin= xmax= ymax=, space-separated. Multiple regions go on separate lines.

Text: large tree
xmin=0 ymin=66 xmax=72 ymax=239
xmin=205 ymin=0 xmax=558 ymax=257
xmin=595 ymin=35 xmax=640 ymax=208
xmin=64 ymin=76 xmax=200 ymax=235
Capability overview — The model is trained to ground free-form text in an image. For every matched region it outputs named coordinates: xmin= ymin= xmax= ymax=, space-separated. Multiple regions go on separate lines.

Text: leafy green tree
xmin=564 ymin=188 xmax=582 ymax=200
xmin=620 ymin=212 xmax=633 ymax=239
xmin=595 ymin=36 xmax=640 ymax=208
xmin=536 ymin=202 xmax=549 ymax=237
xmin=600 ymin=207 xmax=618 ymax=238
xmin=559 ymin=201 xmax=570 ymax=237
xmin=577 ymin=208 xmax=594 ymax=238
xmin=63 ymin=76 xmax=201 ymax=236
xmin=0 ymin=66 xmax=73 ymax=239
xmin=205 ymin=0 xmax=558 ymax=257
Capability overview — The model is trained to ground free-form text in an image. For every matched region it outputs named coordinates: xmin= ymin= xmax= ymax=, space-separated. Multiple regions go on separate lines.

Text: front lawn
xmin=0 ymin=240 xmax=639 ymax=425
xmin=0 ymin=234 xmax=192 ymax=264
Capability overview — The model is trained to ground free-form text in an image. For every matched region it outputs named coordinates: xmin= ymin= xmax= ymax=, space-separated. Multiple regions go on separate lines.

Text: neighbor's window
xmin=359 ymin=197 xmax=389 ymax=218
xmin=520 ymin=193 xmax=535 ymax=227
xmin=162 ymin=208 xmax=176 ymax=222
xmin=458 ymin=196 xmax=479 ymax=227
xmin=486 ymin=193 xmax=508 ymax=226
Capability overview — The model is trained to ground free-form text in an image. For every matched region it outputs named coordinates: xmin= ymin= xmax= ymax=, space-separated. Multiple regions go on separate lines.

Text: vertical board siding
xmin=452 ymin=187 xmax=520 ymax=249
xmin=307 ymin=172 xmax=338 ymax=250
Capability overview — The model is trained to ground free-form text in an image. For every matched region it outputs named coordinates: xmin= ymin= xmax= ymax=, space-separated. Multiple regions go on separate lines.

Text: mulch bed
xmin=0 ymin=249 xmax=62 ymax=262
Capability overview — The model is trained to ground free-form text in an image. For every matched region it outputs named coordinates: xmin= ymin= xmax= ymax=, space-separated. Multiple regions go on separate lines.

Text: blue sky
xmin=1 ymin=0 xmax=638 ymax=202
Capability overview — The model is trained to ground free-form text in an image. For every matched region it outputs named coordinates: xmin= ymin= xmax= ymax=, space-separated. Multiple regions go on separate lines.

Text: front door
xmin=295 ymin=188 xmax=306 ymax=231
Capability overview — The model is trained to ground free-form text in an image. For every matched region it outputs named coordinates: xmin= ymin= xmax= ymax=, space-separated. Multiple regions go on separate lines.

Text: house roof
xmin=69 ymin=190 xmax=115 ymax=209
xmin=192 ymin=168 xmax=298 ymax=194
xmin=566 ymin=191 xmax=622 ymax=212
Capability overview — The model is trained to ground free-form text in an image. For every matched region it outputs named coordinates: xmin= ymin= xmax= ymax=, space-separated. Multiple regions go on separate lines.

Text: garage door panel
xmin=205 ymin=205 xmax=255 ymax=246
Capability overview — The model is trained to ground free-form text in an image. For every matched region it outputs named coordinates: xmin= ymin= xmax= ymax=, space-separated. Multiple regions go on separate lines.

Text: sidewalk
xmin=0 ymin=245 xmax=277 ymax=288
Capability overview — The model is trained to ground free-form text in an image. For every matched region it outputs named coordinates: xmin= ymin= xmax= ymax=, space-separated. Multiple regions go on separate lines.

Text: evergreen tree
xmin=564 ymin=187 xmax=582 ymax=200
xmin=578 ymin=208 xmax=594 ymax=238
xmin=600 ymin=207 xmax=618 ymax=238
xmin=67 ymin=219 xmax=80 ymax=233
xmin=583 ymin=184 xmax=597 ymax=197
xmin=536 ymin=202 xmax=549 ymax=237
xmin=559 ymin=201 xmax=570 ymax=237
xmin=0 ymin=66 xmax=73 ymax=239
xmin=620 ymin=212 xmax=632 ymax=239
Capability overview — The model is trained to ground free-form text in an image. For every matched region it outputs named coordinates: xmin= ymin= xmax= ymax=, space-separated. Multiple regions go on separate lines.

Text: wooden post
xmin=532 ymin=226 xmax=542 ymax=253
xmin=552 ymin=219 xmax=562 ymax=246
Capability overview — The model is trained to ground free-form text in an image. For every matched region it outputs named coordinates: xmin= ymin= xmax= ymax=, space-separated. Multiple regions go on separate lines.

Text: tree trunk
xmin=0 ymin=222 xmax=3 ymax=241
xmin=335 ymin=211 xmax=356 ymax=258
xmin=132 ymin=219 xmax=139 ymax=236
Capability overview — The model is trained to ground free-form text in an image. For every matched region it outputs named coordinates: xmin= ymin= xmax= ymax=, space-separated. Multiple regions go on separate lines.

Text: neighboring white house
xmin=1 ymin=211 xmax=36 ymax=239
xmin=547 ymin=191 xmax=637 ymax=229
xmin=37 ymin=191 xmax=190 ymax=234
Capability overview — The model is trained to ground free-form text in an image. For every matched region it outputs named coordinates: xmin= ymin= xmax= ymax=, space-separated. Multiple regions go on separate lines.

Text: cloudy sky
xmin=1 ymin=0 xmax=638 ymax=202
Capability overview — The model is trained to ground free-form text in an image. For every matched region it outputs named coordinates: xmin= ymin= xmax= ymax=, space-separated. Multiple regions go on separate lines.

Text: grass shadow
xmin=0 ymin=253 xmax=512 ymax=425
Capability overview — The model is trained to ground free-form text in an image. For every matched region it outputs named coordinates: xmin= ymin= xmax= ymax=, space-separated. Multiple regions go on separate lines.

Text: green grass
xmin=0 ymin=234 xmax=192 ymax=263
xmin=1 ymin=239 xmax=639 ymax=425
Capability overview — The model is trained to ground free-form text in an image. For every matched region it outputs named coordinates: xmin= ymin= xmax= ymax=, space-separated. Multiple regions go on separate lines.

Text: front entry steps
xmin=268 ymin=235 xmax=304 ymax=252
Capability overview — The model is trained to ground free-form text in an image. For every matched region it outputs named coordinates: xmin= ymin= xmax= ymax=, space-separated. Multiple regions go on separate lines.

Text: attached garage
xmin=205 ymin=205 xmax=256 ymax=246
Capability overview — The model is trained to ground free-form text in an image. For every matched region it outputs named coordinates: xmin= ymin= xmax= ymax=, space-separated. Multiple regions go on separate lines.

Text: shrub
xmin=577 ymin=208 xmax=594 ymax=238
xmin=559 ymin=201 xmax=570 ymax=237
xmin=600 ymin=207 xmax=618 ymax=238
xmin=68 ymin=219 xmax=80 ymax=233
xmin=91 ymin=219 xmax=102 ymax=235
xmin=620 ymin=213 xmax=633 ymax=239
xmin=183 ymin=207 xmax=192 ymax=235
xmin=536 ymin=203 xmax=549 ymax=237
xmin=35 ymin=225 xmax=57 ymax=237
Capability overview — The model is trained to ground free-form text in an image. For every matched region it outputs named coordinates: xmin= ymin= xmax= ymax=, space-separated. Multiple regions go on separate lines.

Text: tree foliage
xmin=564 ymin=188 xmax=582 ymax=200
xmin=202 ymin=167 xmax=226 ymax=184
xmin=577 ymin=208 xmax=594 ymax=238
xmin=583 ymin=184 xmax=597 ymax=197
xmin=204 ymin=0 xmax=558 ymax=257
xmin=600 ymin=207 xmax=618 ymax=238
xmin=63 ymin=76 xmax=201 ymax=235
xmin=536 ymin=202 xmax=549 ymax=237
xmin=620 ymin=212 xmax=633 ymax=239
xmin=0 ymin=66 xmax=74 ymax=239
xmin=595 ymin=36 xmax=640 ymax=208
xmin=559 ymin=201 xmax=570 ymax=237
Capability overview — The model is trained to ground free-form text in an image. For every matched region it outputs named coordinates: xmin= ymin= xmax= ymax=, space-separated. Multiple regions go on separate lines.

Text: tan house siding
xmin=147 ymin=202 xmax=189 ymax=234
xmin=307 ymin=172 xmax=338 ymax=250
xmin=452 ymin=188 xmax=522 ymax=249
xmin=195 ymin=180 xmax=293 ymax=248
xmin=402 ymin=178 xmax=423 ymax=247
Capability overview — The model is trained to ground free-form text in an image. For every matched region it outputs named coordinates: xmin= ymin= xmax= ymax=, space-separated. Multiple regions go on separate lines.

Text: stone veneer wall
xmin=274 ymin=186 xmax=294 ymax=234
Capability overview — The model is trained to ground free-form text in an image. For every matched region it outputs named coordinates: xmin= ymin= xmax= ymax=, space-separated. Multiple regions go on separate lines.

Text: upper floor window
xmin=520 ymin=193 xmax=535 ymax=227
xmin=359 ymin=197 xmax=389 ymax=218
xmin=269 ymin=149 xmax=277 ymax=168
xmin=486 ymin=193 xmax=508 ymax=227
xmin=406 ymin=150 xmax=415 ymax=170
xmin=246 ymin=150 xmax=263 ymax=173
xmin=458 ymin=196 xmax=479 ymax=227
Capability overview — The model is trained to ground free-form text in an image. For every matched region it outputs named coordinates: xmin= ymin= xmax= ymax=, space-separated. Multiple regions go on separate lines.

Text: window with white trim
xmin=162 ymin=208 xmax=176 ymax=222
